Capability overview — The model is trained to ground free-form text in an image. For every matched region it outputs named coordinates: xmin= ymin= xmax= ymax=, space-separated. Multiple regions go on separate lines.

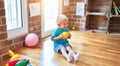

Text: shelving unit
xmin=85 ymin=0 xmax=112 ymax=33
xmin=108 ymin=0 xmax=120 ymax=33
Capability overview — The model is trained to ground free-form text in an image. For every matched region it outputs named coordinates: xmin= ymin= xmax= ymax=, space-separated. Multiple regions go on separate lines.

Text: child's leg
xmin=60 ymin=48 xmax=73 ymax=62
xmin=66 ymin=46 xmax=80 ymax=62
xmin=60 ymin=48 xmax=68 ymax=58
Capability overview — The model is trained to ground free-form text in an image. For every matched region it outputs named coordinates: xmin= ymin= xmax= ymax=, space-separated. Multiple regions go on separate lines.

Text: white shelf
xmin=87 ymin=12 xmax=107 ymax=16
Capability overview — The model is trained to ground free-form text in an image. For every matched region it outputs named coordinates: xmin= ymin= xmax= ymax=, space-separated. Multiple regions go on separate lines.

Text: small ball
xmin=62 ymin=32 xmax=69 ymax=39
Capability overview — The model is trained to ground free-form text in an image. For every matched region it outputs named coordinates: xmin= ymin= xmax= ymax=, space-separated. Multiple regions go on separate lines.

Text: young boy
xmin=51 ymin=15 xmax=80 ymax=63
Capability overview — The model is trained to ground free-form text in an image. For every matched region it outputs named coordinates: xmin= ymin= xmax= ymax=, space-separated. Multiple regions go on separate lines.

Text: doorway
xmin=41 ymin=0 xmax=62 ymax=37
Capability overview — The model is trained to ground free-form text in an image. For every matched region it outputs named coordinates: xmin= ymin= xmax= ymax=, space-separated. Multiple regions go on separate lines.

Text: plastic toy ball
xmin=91 ymin=29 xmax=94 ymax=33
xmin=62 ymin=32 xmax=69 ymax=39
xmin=25 ymin=33 xmax=39 ymax=47
xmin=72 ymin=26 xmax=75 ymax=30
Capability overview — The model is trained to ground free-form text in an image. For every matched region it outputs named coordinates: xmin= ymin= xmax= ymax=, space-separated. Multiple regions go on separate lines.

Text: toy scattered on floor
xmin=6 ymin=50 xmax=31 ymax=66
xmin=72 ymin=26 xmax=75 ymax=30
xmin=25 ymin=33 xmax=39 ymax=47
xmin=62 ymin=32 xmax=69 ymax=39
xmin=10 ymin=54 xmax=20 ymax=61
xmin=91 ymin=29 xmax=95 ymax=33
xmin=9 ymin=59 xmax=25 ymax=66
xmin=15 ymin=59 xmax=29 ymax=66
xmin=8 ymin=50 xmax=15 ymax=57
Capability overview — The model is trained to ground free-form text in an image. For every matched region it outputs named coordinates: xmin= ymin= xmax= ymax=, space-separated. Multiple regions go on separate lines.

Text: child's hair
xmin=56 ymin=15 xmax=68 ymax=25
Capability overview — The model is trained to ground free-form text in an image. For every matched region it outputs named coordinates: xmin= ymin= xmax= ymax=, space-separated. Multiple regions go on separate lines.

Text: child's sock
xmin=73 ymin=52 xmax=80 ymax=62
xmin=67 ymin=51 xmax=73 ymax=63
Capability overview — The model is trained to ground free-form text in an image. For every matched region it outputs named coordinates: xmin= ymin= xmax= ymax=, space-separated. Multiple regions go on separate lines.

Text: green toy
xmin=15 ymin=59 xmax=29 ymax=66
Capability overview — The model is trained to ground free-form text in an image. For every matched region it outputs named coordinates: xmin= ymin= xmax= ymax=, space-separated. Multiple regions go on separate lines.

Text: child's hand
xmin=68 ymin=32 xmax=71 ymax=39
xmin=58 ymin=34 xmax=64 ymax=39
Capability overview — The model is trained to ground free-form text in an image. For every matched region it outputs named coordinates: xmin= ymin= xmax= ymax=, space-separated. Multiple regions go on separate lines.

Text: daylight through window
xmin=5 ymin=0 xmax=22 ymax=30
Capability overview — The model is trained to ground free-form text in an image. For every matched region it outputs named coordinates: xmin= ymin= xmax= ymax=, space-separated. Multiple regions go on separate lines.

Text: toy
xmin=25 ymin=33 xmax=39 ymax=47
xmin=15 ymin=59 xmax=30 ymax=66
xmin=5 ymin=63 xmax=8 ymax=66
xmin=72 ymin=26 xmax=75 ymax=30
xmin=62 ymin=32 xmax=69 ymax=39
xmin=8 ymin=50 xmax=15 ymax=57
xmin=9 ymin=59 xmax=20 ymax=66
xmin=8 ymin=58 xmax=26 ymax=66
xmin=6 ymin=50 xmax=31 ymax=66
xmin=10 ymin=54 xmax=20 ymax=61
xmin=91 ymin=29 xmax=94 ymax=33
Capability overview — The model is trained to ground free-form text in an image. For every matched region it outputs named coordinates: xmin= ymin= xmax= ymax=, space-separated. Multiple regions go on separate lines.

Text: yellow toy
xmin=6 ymin=50 xmax=20 ymax=66
xmin=8 ymin=50 xmax=15 ymax=57
xmin=10 ymin=54 xmax=20 ymax=61
xmin=62 ymin=32 xmax=69 ymax=39
xmin=5 ymin=63 xmax=8 ymax=66
xmin=8 ymin=50 xmax=20 ymax=61
xmin=72 ymin=26 xmax=75 ymax=30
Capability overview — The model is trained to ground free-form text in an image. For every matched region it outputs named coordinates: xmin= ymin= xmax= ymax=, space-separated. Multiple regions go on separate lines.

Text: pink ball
xmin=25 ymin=33 xmax=39 ymax=47
xmin=91 ymin=29 xmax=94 ymax=33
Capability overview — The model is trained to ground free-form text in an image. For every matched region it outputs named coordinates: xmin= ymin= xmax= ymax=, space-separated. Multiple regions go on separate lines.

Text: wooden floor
xmin=0 ymin=31 xmax=120 ymax=66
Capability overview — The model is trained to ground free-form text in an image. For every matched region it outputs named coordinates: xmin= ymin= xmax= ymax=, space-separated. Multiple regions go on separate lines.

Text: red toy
xmin=91 ymin=29 xmax=94 ymax=33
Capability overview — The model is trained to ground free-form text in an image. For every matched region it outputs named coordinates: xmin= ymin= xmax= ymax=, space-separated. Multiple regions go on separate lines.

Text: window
xmin=5 ymin=0 xmax=22 ymax=30
xmin=4 ymin=0 xmax=28 ymax=39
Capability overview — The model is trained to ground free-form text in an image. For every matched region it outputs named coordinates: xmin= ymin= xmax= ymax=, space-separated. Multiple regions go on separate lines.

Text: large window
xmin=4 ymin=0 xmax=28 ymax=39
xmin=5 ymin=0 xmax=22 ymax=30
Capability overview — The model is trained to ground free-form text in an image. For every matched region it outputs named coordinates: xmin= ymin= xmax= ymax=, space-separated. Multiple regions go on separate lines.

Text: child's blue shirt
xmin=51 ymin=27 xmax=69 ymax=48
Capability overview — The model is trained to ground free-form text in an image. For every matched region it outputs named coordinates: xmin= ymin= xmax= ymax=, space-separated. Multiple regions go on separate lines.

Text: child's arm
xmin=52 ymin=34 xmax=63 ymax=41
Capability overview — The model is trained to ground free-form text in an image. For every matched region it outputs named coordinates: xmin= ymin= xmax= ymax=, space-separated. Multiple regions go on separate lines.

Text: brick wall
xmin=63 ymin=0 xmax=86 ymax=30
xmin=0 ymin=0 xmax=8 ymax=62
xmin=0 ymin=0 xmax=41 ymax=62
xmin=28 ymin=0 xmax=41 ymax=37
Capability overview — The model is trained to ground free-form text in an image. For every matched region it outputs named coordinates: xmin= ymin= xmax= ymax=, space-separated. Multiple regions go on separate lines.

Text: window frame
xmin=6 ymin=0 xmax=28 ymax=39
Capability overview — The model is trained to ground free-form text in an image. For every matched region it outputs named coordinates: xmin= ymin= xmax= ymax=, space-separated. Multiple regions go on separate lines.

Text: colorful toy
xmin=15 ymin=59 xmax=30 ymax=66
xmin=8 ymin=50 xmax=15 ymax=57
xmin=8 ymin=58 xmax=26 ymax=66
xmin=10 ymin=54 xmax=20 ymax=61
xmin=62 ymin=32 xmax=69 ymax=39
xmin=6 ymin=50 xmax=31 ymax=66
xmin=25 ymin=33 xmax=39 ymax=47
xmin=9 ymin=59 xmax=20 ymax=66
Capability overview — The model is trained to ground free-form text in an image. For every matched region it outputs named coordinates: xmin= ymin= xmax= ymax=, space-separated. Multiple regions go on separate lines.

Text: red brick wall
xmin=0 ymin=0 xmax=8 ymax=62
xmin=63 ymin=0 xmax=86 ymax=30
xmin=0 ymin=0 xmax=41 ymax=62
xmin=28 ymin=0 xmax=41 ymax=37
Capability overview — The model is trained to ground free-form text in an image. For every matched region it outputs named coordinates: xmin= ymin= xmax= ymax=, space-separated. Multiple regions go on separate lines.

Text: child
xmin=51 ymin=15 xmax=80 ymax=62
